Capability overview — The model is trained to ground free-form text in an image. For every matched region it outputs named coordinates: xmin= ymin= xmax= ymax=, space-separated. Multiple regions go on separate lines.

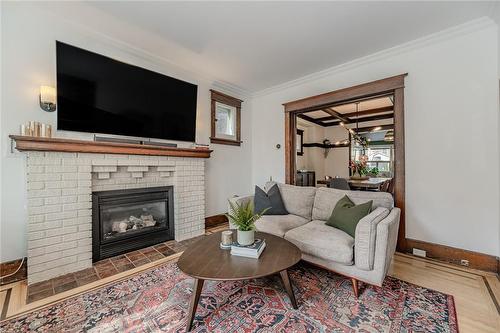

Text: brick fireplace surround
xmin=22 ymin=149 xmax=207 ymax=285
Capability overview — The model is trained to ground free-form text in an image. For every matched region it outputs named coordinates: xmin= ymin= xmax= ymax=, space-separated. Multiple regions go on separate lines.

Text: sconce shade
xmin=40 ymin=86 xmax=56 ymax=112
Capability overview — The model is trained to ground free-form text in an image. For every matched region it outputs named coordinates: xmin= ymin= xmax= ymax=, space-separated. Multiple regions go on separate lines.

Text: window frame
xmin=210 ymin=90 xmax=243 ymax=146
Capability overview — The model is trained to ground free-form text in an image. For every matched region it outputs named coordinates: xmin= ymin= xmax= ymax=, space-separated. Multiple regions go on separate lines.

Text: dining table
xmin=317 ymin=177 xmax=392 ymax=191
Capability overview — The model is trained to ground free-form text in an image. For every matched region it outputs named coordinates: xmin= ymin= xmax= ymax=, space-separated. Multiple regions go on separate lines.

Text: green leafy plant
xmin=226 ymin=200 xmax=268 ymax=231
xmin=370 ymin=167 xmax=379 ymax=176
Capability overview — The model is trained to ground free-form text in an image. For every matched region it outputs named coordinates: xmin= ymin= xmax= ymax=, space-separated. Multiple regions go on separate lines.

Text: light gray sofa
xmin=229 ymin=182 xmax=400 ymax=297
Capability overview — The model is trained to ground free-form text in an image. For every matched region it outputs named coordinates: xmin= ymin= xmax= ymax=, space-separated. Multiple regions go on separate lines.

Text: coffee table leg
xmin=186 ymin=278 xmax=204 ymax=332
xmin=280 ymin=269 xmax=298 ymax=309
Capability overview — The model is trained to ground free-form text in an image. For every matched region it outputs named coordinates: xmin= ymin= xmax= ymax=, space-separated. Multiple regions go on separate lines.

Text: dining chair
xmin=329 ymin=178 xmax=351 ymax=190
xmin=380 ymin=180 xmax=390 ymax=192
xmin=386 ymin=178 xmax=395 ymax=194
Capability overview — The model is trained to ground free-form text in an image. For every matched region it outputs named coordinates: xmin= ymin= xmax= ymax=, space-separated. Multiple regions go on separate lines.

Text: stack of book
xmin=230 ymin=239 xmax=266 ymax=259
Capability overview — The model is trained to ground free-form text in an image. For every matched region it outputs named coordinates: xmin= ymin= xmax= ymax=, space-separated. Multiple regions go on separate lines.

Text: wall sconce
xmin=39 ymin=85 xmax=56 ymax=112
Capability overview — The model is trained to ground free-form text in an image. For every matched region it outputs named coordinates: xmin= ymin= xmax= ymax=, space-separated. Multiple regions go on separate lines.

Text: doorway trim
xmin=283 ymin=74 xmax=407 ymax=251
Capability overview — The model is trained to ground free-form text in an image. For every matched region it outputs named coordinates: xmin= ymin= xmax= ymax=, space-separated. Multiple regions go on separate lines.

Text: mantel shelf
xmin=9 ymin=135 xmax=213 ymax=158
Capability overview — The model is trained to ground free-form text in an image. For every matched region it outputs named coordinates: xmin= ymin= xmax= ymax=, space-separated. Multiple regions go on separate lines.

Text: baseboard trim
xmin=205 ymin=214 xmax=228 ymax=228
xmin=0 ymin=257 xmax=27 ymax=285
xmin=405 ymin=238 xmax=499 ymax=273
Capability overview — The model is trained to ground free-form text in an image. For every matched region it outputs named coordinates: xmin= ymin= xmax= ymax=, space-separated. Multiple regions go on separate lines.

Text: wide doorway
xmin=283 ymin=75 xmax=407 ymax=251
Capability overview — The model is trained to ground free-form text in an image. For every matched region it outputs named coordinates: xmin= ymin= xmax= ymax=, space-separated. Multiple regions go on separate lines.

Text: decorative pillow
xmin=254 ymin=184 xmax=288 ymax=215
xmin=326 ymin=195 xmax=372 ymax=238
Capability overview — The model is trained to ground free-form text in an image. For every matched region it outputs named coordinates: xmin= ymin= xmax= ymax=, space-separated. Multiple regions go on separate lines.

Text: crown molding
xmin=252 ymin=17 xmax=497 ymax=98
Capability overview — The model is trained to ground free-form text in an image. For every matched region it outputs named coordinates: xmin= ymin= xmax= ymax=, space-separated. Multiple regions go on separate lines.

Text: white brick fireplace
xmin=24 ymin=151 xmax=206 ymax=284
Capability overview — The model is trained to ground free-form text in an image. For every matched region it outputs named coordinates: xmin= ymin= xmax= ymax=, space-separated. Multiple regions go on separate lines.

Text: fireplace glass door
xmin=92 ymin=186 xmax=174 ymax=261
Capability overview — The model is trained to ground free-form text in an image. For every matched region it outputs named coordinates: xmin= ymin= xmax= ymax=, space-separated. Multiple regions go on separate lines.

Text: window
xmin=210 ymin=90 xmax=243 ymax=146
xmin=352 ymin=144 xmax=394 ymax=177
xmin=215 ymin=102 xmax=236 ymax=139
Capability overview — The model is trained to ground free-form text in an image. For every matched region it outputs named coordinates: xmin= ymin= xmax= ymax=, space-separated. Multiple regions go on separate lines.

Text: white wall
xmin=251 ymin=19 xmax=500 ymax=256
xmin=324 ymin=126 xmax=350 ymax=179
xmin=0 ymin=3 xmax=252 ymax=261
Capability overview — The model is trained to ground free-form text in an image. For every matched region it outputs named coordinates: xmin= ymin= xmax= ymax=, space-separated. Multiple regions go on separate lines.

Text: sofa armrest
xmin=354 ymin=207 xmax=390 ymax=270
xmin=372 ymin=208 xmax=400 ymax=280
xmin=228 ymin=195 xmax=254 ymax=229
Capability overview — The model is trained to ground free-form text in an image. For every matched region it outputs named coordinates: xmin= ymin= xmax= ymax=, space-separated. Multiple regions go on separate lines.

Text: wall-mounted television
xmin=56 ymin=41 xmax=198 ymax=142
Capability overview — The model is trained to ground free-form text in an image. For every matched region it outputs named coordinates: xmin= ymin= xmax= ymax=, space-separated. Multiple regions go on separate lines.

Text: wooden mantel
xmin=9 ymin=135 xmax=212 ymax=158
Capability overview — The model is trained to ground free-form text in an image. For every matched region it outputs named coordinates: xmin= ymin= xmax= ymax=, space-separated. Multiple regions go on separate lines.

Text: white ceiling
xmin=37 ymin=1 xmax=497 ymax=93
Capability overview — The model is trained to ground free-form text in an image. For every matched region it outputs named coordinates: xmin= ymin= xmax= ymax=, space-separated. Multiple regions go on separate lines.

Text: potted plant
xmin=369 ymin=167 xmax=379 ymax=177
xmin=349 ymin=155 xmax=370 ymax=180
xmin=226 ymin=200 xmax=268 ymax=246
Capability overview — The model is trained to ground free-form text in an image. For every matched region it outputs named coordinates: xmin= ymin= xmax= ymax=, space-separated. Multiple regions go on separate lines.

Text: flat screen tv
xmin=56 ymin=41 xmax=198 ymax=142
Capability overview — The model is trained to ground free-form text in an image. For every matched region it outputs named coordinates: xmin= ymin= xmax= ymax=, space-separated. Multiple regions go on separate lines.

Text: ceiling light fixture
xmin=341 ymin=102 xmax=369 ymax=148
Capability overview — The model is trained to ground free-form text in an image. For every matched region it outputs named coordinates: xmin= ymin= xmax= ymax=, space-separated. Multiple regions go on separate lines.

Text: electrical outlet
xmin=460 ymin=259 xmax=469 ymax=266
xmin=412 ymin=248 xmax=426 ymax=257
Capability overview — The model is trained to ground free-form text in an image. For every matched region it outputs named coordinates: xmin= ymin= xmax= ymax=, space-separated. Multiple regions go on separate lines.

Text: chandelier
xmin=338 ymin=102 xmax=369 ymax=148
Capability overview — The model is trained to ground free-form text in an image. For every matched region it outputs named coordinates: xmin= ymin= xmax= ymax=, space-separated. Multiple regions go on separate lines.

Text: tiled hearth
xmin=26 ymin=225 xmax=226 ymax=303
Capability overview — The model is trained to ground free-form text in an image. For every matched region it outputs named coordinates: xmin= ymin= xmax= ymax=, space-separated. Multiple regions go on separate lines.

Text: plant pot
xmin=237 ymin=230 xmax=255 ymax=246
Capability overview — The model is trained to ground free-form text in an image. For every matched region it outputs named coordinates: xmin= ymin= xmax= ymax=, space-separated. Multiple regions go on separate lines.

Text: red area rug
xmin=0 ymin=261 xmax=457 ymax=332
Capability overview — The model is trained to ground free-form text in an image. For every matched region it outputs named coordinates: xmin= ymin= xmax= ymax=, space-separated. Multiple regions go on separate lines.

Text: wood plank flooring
xmin=1 ymin=224 xmax=499 ymax=332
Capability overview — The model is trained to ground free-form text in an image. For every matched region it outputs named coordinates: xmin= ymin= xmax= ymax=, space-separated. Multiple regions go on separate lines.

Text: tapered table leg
xmin=186 ymin=278 xmax=204 ymax=332
xmin=280 ymin=269 xmax=298 ymax=309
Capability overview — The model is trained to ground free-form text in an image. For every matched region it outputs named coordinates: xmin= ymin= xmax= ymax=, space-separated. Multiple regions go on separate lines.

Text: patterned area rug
xmin=0 ymin=261 xmax=457 ymax=332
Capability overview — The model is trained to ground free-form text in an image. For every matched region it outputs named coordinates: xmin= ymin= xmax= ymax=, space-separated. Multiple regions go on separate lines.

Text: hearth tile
xmin=163 ymin=240 xmax=176 ymax=247
xmin=131 ymin=258 xmax=150 ymax=267
xmin=27 ymin=288 xmax=55 ymax=303
xmin=139 ymin=247 xmax=157 ymax=255
xmin=154 ymin=244 xmax=176 ymax=257
xmin=94 ymin=259 xmax=112 ymax=268
xmin=95 ymin=264 xmax=114 ymax=274
xmin=126 ymin=251 xmax=147 ymax=262
xmin=54 ymin=281 xmax=78 ymax=294
xmin=74 ymin=267 xmax=97 ymax=279
xmin=167 ymin=243 xmax=188 ymax=253
xmin=144 ymin=252 xmax=163 ymax=261
xmin=115 ymin=263 xmax=135 ymax=273
xmin=28 ymin=280 xmax=53 ymax=295
xmin=97 ymin=268 xmax=118 ymax=279
xmin=110 ymin=256 xmax=132 ymax=267
xmin=76 ymin=274 xmax=99 ymax=286
xmin=51 ymin=273 xmax=76 ymax=286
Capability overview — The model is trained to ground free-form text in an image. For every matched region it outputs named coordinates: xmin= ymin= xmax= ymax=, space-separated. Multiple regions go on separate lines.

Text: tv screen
xmin=56 ymin=41 xmax=198 ymax=142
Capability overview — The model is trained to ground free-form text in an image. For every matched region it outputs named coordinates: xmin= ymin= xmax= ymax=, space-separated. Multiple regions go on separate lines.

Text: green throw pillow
xmin=326 ymin=195 xmax=373 ymax=238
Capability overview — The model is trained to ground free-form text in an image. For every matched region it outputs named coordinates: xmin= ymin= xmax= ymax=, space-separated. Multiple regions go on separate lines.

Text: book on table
xmin=231 ymin=239 xmax=266 ymax=259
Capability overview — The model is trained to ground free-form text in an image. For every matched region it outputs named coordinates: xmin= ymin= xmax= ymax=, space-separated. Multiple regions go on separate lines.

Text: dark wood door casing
xmin=283 ymin=74 xmax=407 ymax=251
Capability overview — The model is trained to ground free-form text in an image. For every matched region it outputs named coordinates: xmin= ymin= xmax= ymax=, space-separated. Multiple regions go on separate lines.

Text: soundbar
xmin=94 ymin=135 xmax=178 ymax=148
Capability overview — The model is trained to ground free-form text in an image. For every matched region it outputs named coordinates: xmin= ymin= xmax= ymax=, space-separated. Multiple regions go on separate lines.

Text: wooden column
xmin=284 ymin=112 xmax=297 ymax=185
xmin=393 ymin=87 xmax=406 ymax=252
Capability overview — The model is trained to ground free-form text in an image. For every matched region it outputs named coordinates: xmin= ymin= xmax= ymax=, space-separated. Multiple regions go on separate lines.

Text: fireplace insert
xmin=92 ymin=186 xmax=174 ymax=261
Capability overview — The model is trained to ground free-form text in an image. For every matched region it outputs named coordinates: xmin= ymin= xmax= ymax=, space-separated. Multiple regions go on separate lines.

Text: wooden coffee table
xmin=177 ymin=231 xmax=302 ymax=331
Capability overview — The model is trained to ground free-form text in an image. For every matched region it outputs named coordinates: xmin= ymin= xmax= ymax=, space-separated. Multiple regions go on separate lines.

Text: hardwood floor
xmin=1 ymin=224 xmax=499 ymax=332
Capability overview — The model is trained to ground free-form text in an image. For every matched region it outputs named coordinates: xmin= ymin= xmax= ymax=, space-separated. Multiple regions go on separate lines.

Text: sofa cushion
xmin=254 ymin=184 xmax=288 ymax=215
xmin=284 ymin=220 xmax=354 ymax=265
xmin=312 ymin=187 xmax=393 ymax=221
xmin=266 ymin=182 xmax=316 ymax=220
xmin=326 ymin=195 xmax=372 ymax=238
xmin=255 ymin=214 xmax=310 ymax=237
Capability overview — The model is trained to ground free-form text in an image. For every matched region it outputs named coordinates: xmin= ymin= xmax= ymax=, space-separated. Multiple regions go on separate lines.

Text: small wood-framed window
xmin=210 ymin=90 xmax=243 ymax=146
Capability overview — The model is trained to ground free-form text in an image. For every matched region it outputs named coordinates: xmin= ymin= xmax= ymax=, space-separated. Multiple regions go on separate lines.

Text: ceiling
xmin=299 ymin=96 xmax=394 ymax=127
xmin=36 ymin=1 xmax=497 ymax=93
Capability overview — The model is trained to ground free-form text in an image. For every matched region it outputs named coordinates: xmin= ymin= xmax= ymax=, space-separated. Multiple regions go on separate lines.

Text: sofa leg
xmin=351 ymin=278 xmax=359 ymax=298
